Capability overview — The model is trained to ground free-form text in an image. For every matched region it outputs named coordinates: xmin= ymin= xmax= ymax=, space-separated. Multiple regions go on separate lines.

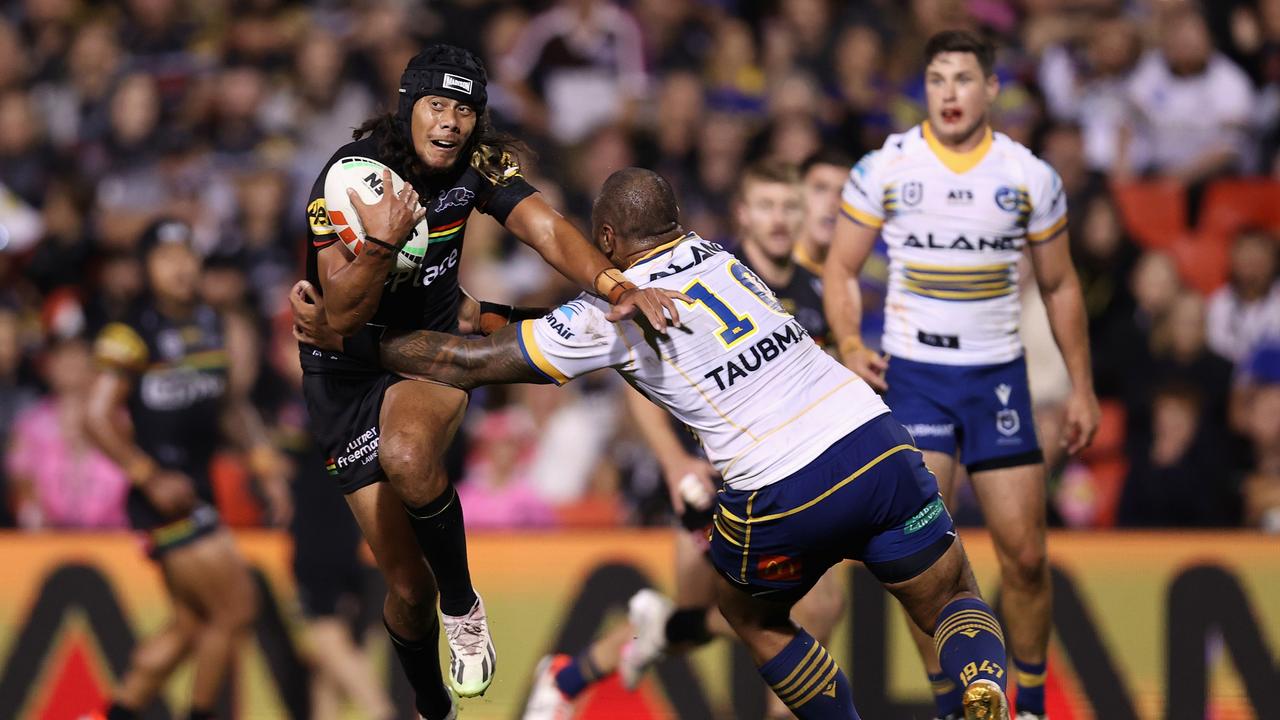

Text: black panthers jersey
xmin=302 ymin=136 xmax=537 ymax=373
xmin=94 ymin=303 xmax=229 ymax=477
xmin=740 ymin=256 xmax=831 ymax=347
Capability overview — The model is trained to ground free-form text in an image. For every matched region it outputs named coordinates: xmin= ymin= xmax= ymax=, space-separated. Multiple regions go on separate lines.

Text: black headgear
xmin=397 ymin=44 xmax=489 ymax=139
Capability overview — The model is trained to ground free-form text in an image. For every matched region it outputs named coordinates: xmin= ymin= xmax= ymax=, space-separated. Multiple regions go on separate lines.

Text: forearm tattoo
xmin=380 ymin=325 xmax=548 ymax=389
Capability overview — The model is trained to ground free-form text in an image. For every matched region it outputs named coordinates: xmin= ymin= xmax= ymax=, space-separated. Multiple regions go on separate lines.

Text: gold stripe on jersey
xmin=903 ymin=261 xmax=1014 ymax=301
xmin=840 ymin=201 xmax=882 ymax=229
xmin=519 ymin=321 xmax=571 ymax=385
xmin=884 ymin=187 xmax=899 ymax=214
xmin=903 ymin=284 xmax=1016 ymax=301
xmin=1028 ymin=215 xmax=1068 ymax=243
xmin=627 ymin=232 xmax=695 ymax=269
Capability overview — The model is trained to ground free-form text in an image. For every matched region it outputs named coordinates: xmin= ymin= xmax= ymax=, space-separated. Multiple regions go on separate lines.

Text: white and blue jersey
xmin=515 ymin=233 xmax=955 ymax=597
xmin=843 ymin=123 xmax=1065 ymax=469
xmin=516 ymin=233 xmax=887 ymax=492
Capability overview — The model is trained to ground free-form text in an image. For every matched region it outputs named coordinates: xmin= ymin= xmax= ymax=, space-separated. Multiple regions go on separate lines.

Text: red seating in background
xmin=1111 ymin=179 xmax=1186 ymax=249
xmin=1199 ymin=179 xmax=1280 ymax=236
xmin=1111 ymin=178 xmax=1280 ymax=293
xmin=1169 ymin=232 xmax=1231 ymax=294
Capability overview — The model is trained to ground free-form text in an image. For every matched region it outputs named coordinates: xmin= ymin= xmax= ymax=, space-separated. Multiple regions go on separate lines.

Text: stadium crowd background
xmin=1 ymin=0 xmax=1279 ymax=535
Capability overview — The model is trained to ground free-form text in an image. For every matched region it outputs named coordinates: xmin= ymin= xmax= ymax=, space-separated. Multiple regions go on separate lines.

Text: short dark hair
xmin=593 ymin=168 xmax=680 ymax=242
xmin=737 ymin=160 xmax=800 ymax=200
xmin=800 ymin=147 xmax=854 ymax=176
xmin=924 ymin=30 xmax=995 ymax=77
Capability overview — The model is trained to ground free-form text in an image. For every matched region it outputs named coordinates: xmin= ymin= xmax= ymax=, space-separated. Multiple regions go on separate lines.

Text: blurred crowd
xmin=2 ymin=0 xmax=1280 ymax=533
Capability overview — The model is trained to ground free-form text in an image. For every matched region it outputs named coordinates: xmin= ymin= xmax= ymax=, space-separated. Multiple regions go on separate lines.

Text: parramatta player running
xmin=299 ymin=44 xmax=682 ymax=718
xmin=88 ymin=219 xmax=292 ymax=720
xmin=823 ymin=31 xmax=1100 ymax=720
xmin=519 ymin=161 xmax=841 ymax=720
xmin=296 ymin=167 xmax=1015 ymax=720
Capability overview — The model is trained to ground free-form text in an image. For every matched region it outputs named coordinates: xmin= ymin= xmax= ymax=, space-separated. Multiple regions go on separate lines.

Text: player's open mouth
xmin=941 ymin=108 xmax=962 ymax=123
xmin=430 ymin=139 xmax=459 ymax=150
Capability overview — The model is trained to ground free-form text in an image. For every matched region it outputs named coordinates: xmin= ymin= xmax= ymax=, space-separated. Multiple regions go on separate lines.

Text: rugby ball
xmin=323 ymin=156 xmax=429 ymax=272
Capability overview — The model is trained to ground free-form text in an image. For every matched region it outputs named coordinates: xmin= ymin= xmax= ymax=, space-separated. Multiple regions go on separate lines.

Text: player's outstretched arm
xmin=379 ymin=324 xmax=550 ymax=391
xmin=502 ymin=193 xmax=686 ymax=331
xmin=457 ymin=287 xmax=549 ymax=336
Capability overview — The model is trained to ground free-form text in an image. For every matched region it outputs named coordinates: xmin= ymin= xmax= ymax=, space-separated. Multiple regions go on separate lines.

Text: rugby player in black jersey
xmin=87 ymin=219 xmax=292 ymax=720
xmin=294 ymin=45 xmax=683 ymax=718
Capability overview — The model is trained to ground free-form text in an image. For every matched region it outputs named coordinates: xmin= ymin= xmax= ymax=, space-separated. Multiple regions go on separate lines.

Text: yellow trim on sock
xmin=1016 ymin=669 xmax=1047 ymax=688
xmin=778 ymin=652 xmax=835 ymax=704
xmin=770 ymin=641 xmax=822 ymax=694
xmin=792 ymin=663 xmax=841 ymax=708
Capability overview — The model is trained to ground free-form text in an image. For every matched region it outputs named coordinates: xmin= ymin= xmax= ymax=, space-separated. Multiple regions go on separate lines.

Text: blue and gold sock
xmin=553 ymin=651 xmax=607 ymax=699
xmin=758 ymin=630 xmax=860 ymax=719
xmin=1014 ymin=657 xmax=1046 ymax=715
xmin=934 ymin=598 xmax=1007 ymax=694
xmin=928 ymin=670 xmax=963 ymax=717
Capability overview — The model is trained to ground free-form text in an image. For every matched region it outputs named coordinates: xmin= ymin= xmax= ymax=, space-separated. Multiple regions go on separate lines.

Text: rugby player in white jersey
xmin=295 ymin=167 xmax=1014 ymax=720
xmin=513 ymin=161 xmax=845 ymax=720
xmin=823 ymin=31 xmax=1100 ymax=720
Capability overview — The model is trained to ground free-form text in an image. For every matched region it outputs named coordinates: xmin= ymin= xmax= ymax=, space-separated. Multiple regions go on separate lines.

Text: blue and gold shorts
xmin=710 ymin=414 xmax=955 ymax=601
xmin=885 ymin=355 xmax=1043 ymax=473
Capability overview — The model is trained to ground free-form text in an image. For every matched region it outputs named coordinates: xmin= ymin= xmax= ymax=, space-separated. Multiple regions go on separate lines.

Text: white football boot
xmin=619 ymin=588 xmax=675 ymax=690
xmin=443 ymin=594 xmax=497 ymax=697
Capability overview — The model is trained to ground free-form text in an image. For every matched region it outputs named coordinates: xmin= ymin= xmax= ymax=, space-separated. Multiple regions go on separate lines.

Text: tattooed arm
xmin=379 ymin=324 xmax=551 ymax=390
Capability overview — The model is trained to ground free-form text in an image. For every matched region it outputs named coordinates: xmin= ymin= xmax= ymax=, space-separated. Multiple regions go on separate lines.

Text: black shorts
xmin=127 ymin=475 xmax=222 ymax=560
xmin=302 ymin=369 xmax=405 ymax=494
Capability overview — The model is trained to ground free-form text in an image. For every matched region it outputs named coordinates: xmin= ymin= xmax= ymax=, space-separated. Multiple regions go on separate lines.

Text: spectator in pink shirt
xmin=6 ymin=338 xmax=129 ymax=529
xmin=458 ymin=409 xmax=555 ymax=529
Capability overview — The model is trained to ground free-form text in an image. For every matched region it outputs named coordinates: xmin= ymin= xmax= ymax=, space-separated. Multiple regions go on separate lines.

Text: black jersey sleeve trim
xmin=481 ymin=176 xmax=538 ymax=226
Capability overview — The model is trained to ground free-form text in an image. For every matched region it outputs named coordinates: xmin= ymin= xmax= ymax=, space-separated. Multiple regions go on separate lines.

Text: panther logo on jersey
xmin=436 ymin=186 xmax=475 ymax=212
